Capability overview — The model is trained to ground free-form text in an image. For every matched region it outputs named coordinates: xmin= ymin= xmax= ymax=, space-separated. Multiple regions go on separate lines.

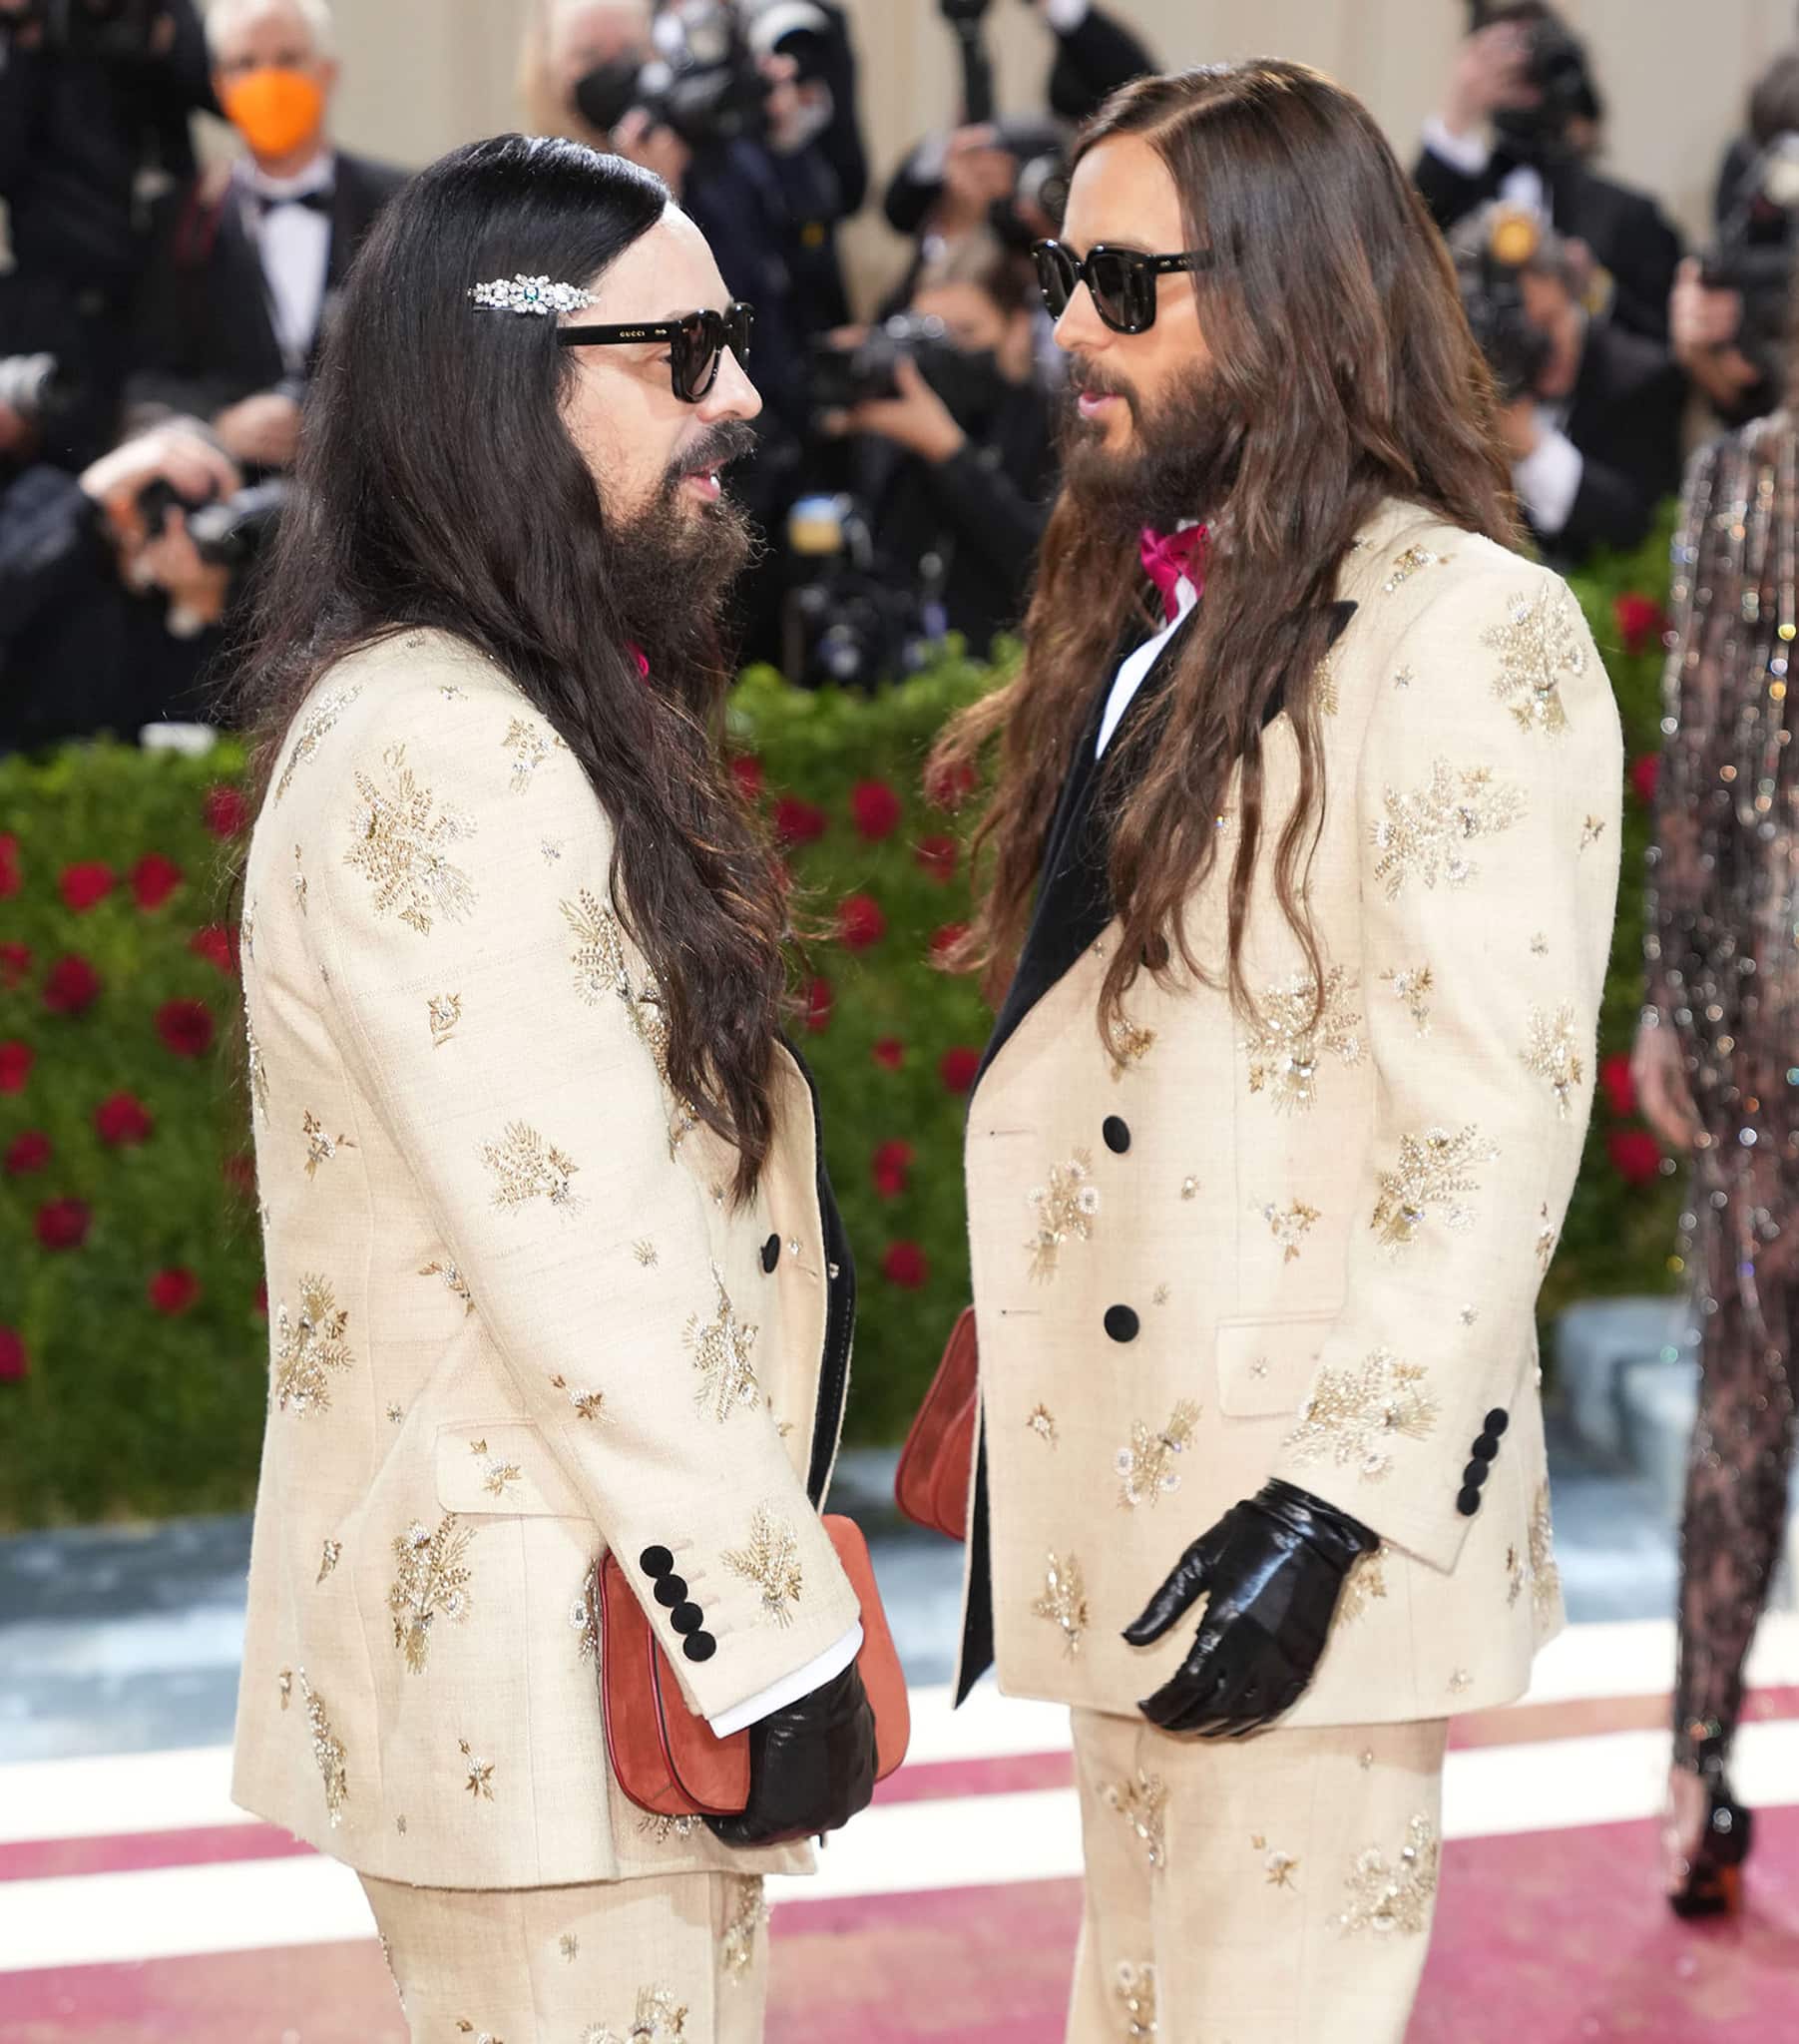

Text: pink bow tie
xmin=1138 ymin=523 xmax=1209 ymax=623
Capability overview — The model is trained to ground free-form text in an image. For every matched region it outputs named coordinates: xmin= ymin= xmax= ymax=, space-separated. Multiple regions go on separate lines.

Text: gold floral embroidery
xmin=241 ymin=902 xmax=256 ymax=961
xmin=316 ymin=1538 xmax=342 ymax=1585
xmin=573 ymin=1578 xmax=599 ymax=1662
xmin=1026 ymin=1149 xmax=1100 ymax=1281
xmin=1253 ymin=1834 xmax=1300 ymax=1888
xmin=420 ymin=1257 xmax=475 ymax=1315
xmin=1482 ymin=584 xmax=1586 ymax=739
xmin=1371 ymin=1124 xmax=1496 ymax=1251
xmin=633 ymin=1239 xmax=659 ymax=1268
xmin=297 ymin=1670 xmax=347 ymax=1828
xmin=273 ymin=1275 xmax=353 ymax=1413
xmin=685 ymin=1266 xmax=760 ymax=1420
xmin=245 ymin=1008 xmax=269 ymax=1122
xmin=389 ymin=1513 xmax=476 ymax=1673
xmin=549 ymin=1372 xmax=606 ymax=1422
xmin=1282 ymin=1348 xmax=1439 ymax=1479
xmin=1506 ymin=1544 xmax=1524 ymax=1606
xmin=1027 ymin=1403 xmax=1059 ymax=1446
xmin=560 ymin=1934 xmax=580 ymax=1962
xmin=720 ymin=1877 xmax=769 ymax=1979
xmin=723 ymin=1504 xmax=803 ymax=1626
xmin=277 ymin=1667 xmax=292 ymax=1710
xmin=1332 ymin=1813 xmax=1440 ymax=1935
xmin=562 ymin=887 xmax=633 ymax=1008
xmin=481 ymin=1120 xmax=582 ymax=1214
xmin=1522 ymin=1003 xmax=1583 ymax=1119
xmin=1314 ymin=649 xmax=1340 ymax=717
xmin=1179 ymin=1175 xmax=1199 ymax=1201
xmin=1579 ymin=814 xmax=1606 ymax=850
xmin=456 ymin=2026 xmax=503 ymax=2044
xmin=1535 ymin=1202 xmax=1559 ymax=1270
xmin=1382 ymin=543 xmax=1452 ymax=593
xmin=1336 ymin=1550 xmax=1388 ymax=1626
xmin=469 ymin=1438 xmax=523 ymax=1499
xmin=503 ymin=717 xmax=552 ymax=793
xmin=1114 ymin=1961 xmax=1156 ymax=2043
xmin=1117 ymin=1400 xmax=1201 ymax=1508
xmin=343 ymin=744 xmax=478 ymax=935
xmin=1382 ymin=964 xmax=1434 ymax=1035
xmin=385 ymin=1401 xmax=404 ymax=1424
xmin=1529 ymin=1479 xmax=1561 ymax=1622
xmin=1371 ymin=762 xmax=1527 ymax=899
xmin=631 ymin=1986 xmax=688 ymax=2041
xmin=1033 ymin=1551 xmax=1088 ymax=1657
xmin=428 ymin=993 xmax=461 ymax=1047
xmin=1530 ymin=931 xmax=1549 ymax=956
xmin=1102 ymin=1770 xmax=1166 ymax=1870
xmin=301 ymin=1109 xmax=354 ymax=1179
xmin=459 ymin=1738 xmax=495 ymax=1800
xmin=1108 ymin=1017 xmax=1156 ymax=1076
xmin=638 ymin=1811 xmax=700 ymax=1844
xmin=1242 ymin=968 xmax=1362 ymax=1113
xmin=274 ymin=684 xmax=362 ymax=803
xmin=291 ymin=844 xmax=307 ymax=916
xmin=1264 ymin=1198 xmax=1321 ymax=1264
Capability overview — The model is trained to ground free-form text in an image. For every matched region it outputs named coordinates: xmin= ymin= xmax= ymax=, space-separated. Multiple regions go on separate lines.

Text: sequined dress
xmin=1645 ymin=416 xmax=1799 ymax=1768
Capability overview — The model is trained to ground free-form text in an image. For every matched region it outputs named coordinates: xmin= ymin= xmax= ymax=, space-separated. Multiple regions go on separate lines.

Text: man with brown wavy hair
xmin=930 ymin=62 xmax=1620 ymax=2041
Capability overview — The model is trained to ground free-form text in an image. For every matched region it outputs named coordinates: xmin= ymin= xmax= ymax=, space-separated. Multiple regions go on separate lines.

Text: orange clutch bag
xmin=597 ymin=1513 xmax=910 ymax=1818
xmin=894 ymin=1305 xmax=978 ymax=1541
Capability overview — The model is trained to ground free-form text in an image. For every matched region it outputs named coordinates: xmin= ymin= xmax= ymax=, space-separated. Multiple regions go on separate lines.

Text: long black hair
xmin=227 ymin=134 xmax=789 ymax=1202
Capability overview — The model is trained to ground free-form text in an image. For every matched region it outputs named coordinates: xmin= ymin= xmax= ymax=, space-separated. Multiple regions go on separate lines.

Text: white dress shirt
xmin=1097 ymin=570 xmax=1200 ymax=758
xmin=240 ymin=152 xmax=336 ymax=376
xmin=1421 ymin=115 xmax=1548 ymax=220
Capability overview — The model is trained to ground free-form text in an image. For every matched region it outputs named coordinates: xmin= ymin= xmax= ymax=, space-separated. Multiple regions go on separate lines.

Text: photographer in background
xmin=125 ymin=0 xmax=405 ymax=474
xmin=1452 ymin=205 xmax=1684 ymax=567
xmin=1414 ymin=3 xmax=1681 ymax=343
xmin=0 ymin=420 xmax=242 ymax=753
xmin=0 ymin=0 xmax=216 ymax=473
xmin=819 ymin=233 xmax=1056 ymax=655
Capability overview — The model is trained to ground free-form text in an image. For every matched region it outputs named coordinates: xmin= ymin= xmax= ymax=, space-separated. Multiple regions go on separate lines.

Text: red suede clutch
xmin=894 ymin=1305 xmax=978 ymax=1541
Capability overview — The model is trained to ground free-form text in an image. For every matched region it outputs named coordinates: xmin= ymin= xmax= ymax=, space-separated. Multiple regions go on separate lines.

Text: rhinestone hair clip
xmin=468 ymin=273 xmax=598 ymax=315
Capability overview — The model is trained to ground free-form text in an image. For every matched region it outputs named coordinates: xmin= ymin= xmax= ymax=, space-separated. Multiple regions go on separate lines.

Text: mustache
xmin=667 ymin=418 xmax=759 ymax=484
xmin=1064 ymin=356 xmax=1141 ymax=421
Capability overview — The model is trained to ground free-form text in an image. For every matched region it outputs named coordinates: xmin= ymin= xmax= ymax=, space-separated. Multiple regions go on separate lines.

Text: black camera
xmin=810 ymin=312 xmax=1004 ymax=428
xmin=2 ymin=0 xmax=167 ymax=60
xmin=1699 ymin=134 xmax=1799 ymax=396
xmin=1482 ymin=9 xmax=1595 ymax=160
xmin=135 ymin=477 xmax=289 ymax=571
xmin=780 ymin=494 xmax=939 ymax=690
xmin=0 ymin=353 xmax=83 ymax=433
xmin=1451 ymin=217 xmax=1556 ymax=405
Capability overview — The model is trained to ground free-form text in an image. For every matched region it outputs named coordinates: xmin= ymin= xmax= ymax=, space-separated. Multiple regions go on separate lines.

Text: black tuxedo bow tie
xmin=251 ymin=187 xmax=333 ymax=216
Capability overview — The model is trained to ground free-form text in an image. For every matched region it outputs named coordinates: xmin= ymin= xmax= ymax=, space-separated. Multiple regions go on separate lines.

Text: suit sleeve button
xmin=1484 ymin=1408 xmax=1510 ymax=1436
xmin=670 ymin=1601 xmax=704 ymax=1634
xmin=1472 ymin=1434 xmax=1501 ymax=1462
xmin=653 ymin=1574 xmax=688 ymax=1607
xmin=1102 ymin=1115 xmax=1131 ymax=1154
xmin=1104 ymin=1304 xmax=1139 ymax=1343
xmin=1456 ymin=1486 xmax=1483 ymax=1516
xmin=639 ymin=1545 xmax=674 ymax=1578
xmin=761 ymin=1234 xmax=781 ymax=1273
xmin=681 ymin=1631 xmax=717 ymax=1663
xmin=1463 ymin=1459 xmax=1490 ymax=1488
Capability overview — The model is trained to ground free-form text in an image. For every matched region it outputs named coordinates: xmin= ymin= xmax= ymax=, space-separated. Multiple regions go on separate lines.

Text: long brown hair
xmin=931 ymin=63 xmax=1518 ymax=1045
xmin=226 ymin=137 xmax=787 ymax=1204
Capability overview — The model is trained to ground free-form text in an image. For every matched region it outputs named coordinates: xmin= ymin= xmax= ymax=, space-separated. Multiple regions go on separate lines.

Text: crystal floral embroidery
xmin=420 ymin=1257 xmax=475 ymax=1315
xmin=1027 ymin=1403 xmax=1059 ymax=1446
xmin=1535 ymin=1202 xmax=1559 ymax=1270
xmin=1115 ymin=1961 xmax=1156 ymax=2042
xmin=550 ymin=1372 xmax=606 ymax=1422
xmin=723 ymin=1504 xmax=803 ymax=1626
xmin=1333 ymin=1814 xmax=1440 ymax=1935
xmin=1281 ymin=1348 xmax=1439 ymax=1479
xmin=1529 ymin=1480 xmax=1561 ymax=1622
xmin=428 ymin=993 xmax=461 ymax=1047
xmin=316 ymin=1538 xmax=342 ymax=1584
xmin=1579 ymin=814 xmax=1606 ymax=850
xmin=1264 ymin=1198 xmax=1321 ymax=1264
xmin=460 ymin=1738 xmax=495 ymax=1800
xmin=1336 ymin=1550 xmax=1388 ymax=1626
xmin=1109 ymin=1017 xmax=1156 ymax=1076
xmin=1371 ymin=762 xmax=1527 ymax=899
xmin=245 ymin=1008 xmax=269 ymax=1122
xmin=1103 ymin=1769 xmax=1166 ymax=1869
xmin=481 ymin=1120 xmax=582 ymax=1214
xmin=1522 ymin=1003 xmax=1583 ymax=1119
xmin=686 ymin=1266 xmax=761 ymax=1420
xmin=1382 ymin=964 xmax=1434 ymax=1035
xmin=1026 ymin=1149 xmax=1100 ymax=1281
xmin=1242 ymin=968 xmax=1362 ymax=1113
xmin=469 ymin=1438 xmax=523 ymax=1500
xmin=1033 ymin=1550 xmax=1089 ymax=1656
xmin=1117 ymin=1400 xmax=1201 ymax=1508
xmin=297 ymin=1670 xmax=347 ymax=1827
xmin=274 ymin=684 xmax=362 ymax=803
xmin=291 ymin=845 xmax=307 ymax=916
xmin=389 ymin=1513 xmax=476 ymax=1673
xmin=301 ymin=1109 xmax=353 ymax=1179
xmin=1253 ymin=1834 xmax=1300 ymax=1888
xmin=633 ymin=1239 xmax=659 ymax=1268
xmin=273 ymin=1275 xmax=354 ymax=1413
xmin=1482 ymin=584 xmax=1586 ymax=739
xmin=573 ymin=1578 xmax=599 ymax=1662
xmin=1370 ymin=1125 xmax=1496 ymax=1251
xmin=277 ymin=1668 xmax=292 ymax=1710
xmin=720 ymin=1877 xmax=769 ymax=1978
xmin=343 ymin=745 xmax=478 ymax=935
xmin=503 ymin=718 xmax=552 ymax=792
xmin=638 ymin=1811 xmax=700 ymax=1844
xmin=1381 ymin=543 xmax=1452 ymax=594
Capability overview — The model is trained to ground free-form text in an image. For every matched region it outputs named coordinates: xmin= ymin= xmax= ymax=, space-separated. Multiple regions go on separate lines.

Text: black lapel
xmin=776 ymin=1033 xmax=857 ymax=1509
xmin=218 ymin=194 xmax=287 ymax=388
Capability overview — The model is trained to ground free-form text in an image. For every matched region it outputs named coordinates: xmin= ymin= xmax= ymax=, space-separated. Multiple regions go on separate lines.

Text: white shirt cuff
xmin=707 ymin=1621 xmax=864 ymax=1738
xmin=1421 ymin=115 xmax=1492 ymax=180
xmin=1513 ymin=423 xmax=1583 ymax=537
xmin=1044 ymin=0 xmax=1092 ymax=32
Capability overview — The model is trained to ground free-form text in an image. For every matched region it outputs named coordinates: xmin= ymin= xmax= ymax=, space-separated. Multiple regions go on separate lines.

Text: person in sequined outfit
xmin=1633 ymin=413 xmax=1799 ymax=1915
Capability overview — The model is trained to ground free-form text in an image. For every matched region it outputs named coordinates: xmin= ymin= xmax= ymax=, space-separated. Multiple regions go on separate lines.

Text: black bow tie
xmin=250 ymin=186 xmax=333 ymax=217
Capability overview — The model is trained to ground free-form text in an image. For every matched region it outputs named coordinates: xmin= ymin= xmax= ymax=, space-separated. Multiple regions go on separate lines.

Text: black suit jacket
xmin=126 ymin=150 xmax=407 ymax=424
xmin=1413 ymin=142 xmax=1681 ymax=344
xmin=1535 ymin=318 xmax=1686 ymax=565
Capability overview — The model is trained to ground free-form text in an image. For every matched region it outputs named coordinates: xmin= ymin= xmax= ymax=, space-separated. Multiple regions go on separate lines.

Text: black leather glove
xmin=704 ymin=1660 xmax=877 ymax=1848
xmin=1123 ymin=1478 xmax=1378 ymax=1738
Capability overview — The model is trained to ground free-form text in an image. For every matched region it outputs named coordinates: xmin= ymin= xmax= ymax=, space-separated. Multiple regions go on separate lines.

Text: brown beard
xmin=1060 ymin=357 xmax=1244 ymax=544
xmin=607 ymin=422 xmax=757 ymax=677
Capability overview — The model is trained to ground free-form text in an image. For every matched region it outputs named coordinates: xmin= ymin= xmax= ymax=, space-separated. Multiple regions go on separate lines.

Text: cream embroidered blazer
xmin=230 ymin=629 xmax=860 ymax=1888
xmin=961 ymin=500 xmax=1622 ymax=1725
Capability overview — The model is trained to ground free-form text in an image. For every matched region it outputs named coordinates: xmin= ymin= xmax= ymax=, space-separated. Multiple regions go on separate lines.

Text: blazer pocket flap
xmin=1215 ymin=1310 xmax=1339 ymax=1419
xmin=435 ymin=1423 xmax=590 ymax=1519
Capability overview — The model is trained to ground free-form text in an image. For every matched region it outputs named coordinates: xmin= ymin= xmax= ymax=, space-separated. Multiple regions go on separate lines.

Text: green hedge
xmin=0 ymin=529 xmax=1683 ymax=1528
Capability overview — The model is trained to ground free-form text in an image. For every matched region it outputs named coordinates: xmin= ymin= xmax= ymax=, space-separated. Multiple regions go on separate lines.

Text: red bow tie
xmin=1138 ymin=523 xmax=1209 ymax=623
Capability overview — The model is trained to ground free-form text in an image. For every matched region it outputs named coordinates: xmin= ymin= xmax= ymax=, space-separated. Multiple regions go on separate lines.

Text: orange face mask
xmin=221 ymin=68 xmax=325 ymax=160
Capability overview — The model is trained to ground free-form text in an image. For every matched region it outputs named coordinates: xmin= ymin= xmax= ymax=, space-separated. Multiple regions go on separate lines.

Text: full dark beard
xmin=1060 ymin=361 xmax=1243 ymax=545
xmin=607 ymin=427 xmax=756 ymax=678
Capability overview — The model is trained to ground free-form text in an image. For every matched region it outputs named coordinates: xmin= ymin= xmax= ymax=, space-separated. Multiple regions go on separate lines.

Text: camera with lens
xmin=780 ymin=494 xmax=939 ymax=691
xmin=0 ymin=353 xmax=84 ymax=436
xmin=1699 ymin=134 xmax=1799 ymax=397
xmin=1451 ymin=210 xmax=1557 ymax=405
xmin=810 ymin=311 xmax=1005 ymax=428
xmin=134 ymin=476 xmax=289 ymax=572
xmin=1 ymin=0 xmax=168 ymax=60
xmin=1477 ymin=6 xmax=1595 ymax=161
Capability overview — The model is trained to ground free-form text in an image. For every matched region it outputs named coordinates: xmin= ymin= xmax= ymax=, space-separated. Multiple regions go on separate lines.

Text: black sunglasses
xmin=556 ymin=301 xmax=754 ymax=402
xmin=1032 ymin=240 xmax=1215 ymax=334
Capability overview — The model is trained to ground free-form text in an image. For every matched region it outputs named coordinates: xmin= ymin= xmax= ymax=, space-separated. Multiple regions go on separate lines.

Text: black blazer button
xmin=639 ymin=1545 xmax=674 ymax=1578
xmin=1463 ymin=1459 xmax=1490 ymax=1488
xmin=1471 ymin=1433 xmax=1501 ymax=1462
xmin=653 ymin=1574 xmax=688 ymax=1607
xmin=682 ymin=1630 xmax=717 ymax=1663
xmin=1456 ymin=1485 xmax=1483 ymax=1516
xmin=1103 ymin=1115 xmax=1131 ymax=1154
xmin=1484 ymin=1408 xmax=1510 ymax=1436
xmin=1105 ymin=1304 xmax=1139 ymax=1343
xmin=670 ymin=1601 xmax=704 ymax=1634
xmin=761 ymin=1233 xmax=781 ymax=1273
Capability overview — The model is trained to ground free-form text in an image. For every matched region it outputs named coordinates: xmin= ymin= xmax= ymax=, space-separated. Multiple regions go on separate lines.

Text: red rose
xmin=915 ymin=833 xmax=959 ymax=883
xmin=882 ymin=1240 xmax=929 ymax=1289
xmin=0 ymin=1041 xmax=33 ymax=1094
xmin=1629 ymin=754 xmax=1660 ymax=807
xmin=254 ymin=1280 xmax=268 ymax=1318
xmin=837 ymin=892 xmax=886 ymax=951
xmin=773 ymin=794 xmax=828 ymax=847
xmin=1598 ymin=1052 xmax=1636 ymax=1121
xmin=42 ymin=955 xmax=102 ymax=1016
xmin=1613 ymin=592 xmax=1669 ymax=659
xmin=203 ymin=784 xmax=247 ymax=838
xmin=872 ymin=1138 xmax=915 ymax=1199
xmin=929 ymin=922 xmax=970 ymax=965
xmin=850 ymin=779 xmax=903 ymax=842
xmin=4 ymin=1131 xmax=51 ymax=1176
xmin=35 ymin=1198 xmax=91 ymax=1251
xmin=148 ymin=1268 xmax=200 ymax=1315
xmin=132 ymin=853 xmax=185 ymax=910
xmin=729 ymin=755 xmax=765 ymax=801
xmin=156 ymin=998 xmax=216 ymax=1058
xmin=188 ymin=925 xmax=240 ymax=977
xmin=95 ymin=1092 xmax=154 ymax=1147
xmin=940 ymin=1045 xmax=981 ymax=1094
xmin=924 ymin=757 xmax=976 ymax=811
xmin=59 ymin=861 xmax=115 ymax=913
xmin=0 ymin=834 xmax=19 ymax=900
xmin=804 ymin=976 xmax=833 ymax=1034
xmin=1606 ymin=1129 xmax=1664 ymax=1187
xmin=872 ymin=1036 xmax=905 ymax=1070
xmin=0 ymin=943 xmax=31 ymax=989
xmin=0 ymin=1327 xmax=26 ymax=1381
